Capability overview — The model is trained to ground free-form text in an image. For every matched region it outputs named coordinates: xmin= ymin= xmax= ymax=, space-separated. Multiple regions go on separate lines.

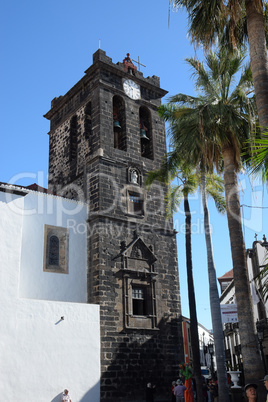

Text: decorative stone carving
xmin=128 ymin=167 xmax=141 ymax=186
xmin=131 ymin=244 xmax=143 ymax=259
xmin=113 ymin=235 xmax=158 ymax=330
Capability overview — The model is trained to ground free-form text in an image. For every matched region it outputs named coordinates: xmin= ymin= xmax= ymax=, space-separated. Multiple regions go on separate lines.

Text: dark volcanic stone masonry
xmin=44 ymin=49 xmax=184 ymax=402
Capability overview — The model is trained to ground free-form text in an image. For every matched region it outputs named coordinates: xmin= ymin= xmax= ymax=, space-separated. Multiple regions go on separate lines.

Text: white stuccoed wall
xmin=19 ymin=192 xmax=88 ymax=302
xmin=247 ymin=241 xmax=268 ymax=319
xmin=0 ymin=191 xmax=100 ymax=402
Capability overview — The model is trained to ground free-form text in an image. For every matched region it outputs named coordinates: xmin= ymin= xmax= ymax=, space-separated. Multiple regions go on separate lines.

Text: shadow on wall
xmin=51 ymin=393 xmax=62 ymax=402
xmin=51 ymin=382 xmax=100 ymax=402
xmin=100 ymin=316 xmax=184 ymax=402
xmin=80 ymin=383 xmax=100 ymax=401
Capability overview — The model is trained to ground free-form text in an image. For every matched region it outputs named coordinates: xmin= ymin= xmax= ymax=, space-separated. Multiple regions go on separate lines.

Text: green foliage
xmin=247 ymin=133 xmax=268 ymax=181
xmin=169 ymin=0 xmax=268 ymax=50
xmin=147 ymin=50 xmax=252 ymax=218
xmin=226 ymin=362 xmax=240 ymax=371
xmin=205 ymin=173 xmax=226 ymax=213
xmin=179 ymin=362 xmax=193 ymax=379
xmin=163 ymin=48 xmax=257 ymax=172
xmin=145 ymin=156 xmax=225 ymax=217
xmin=145 ymin=158 xmax=199 ymax=217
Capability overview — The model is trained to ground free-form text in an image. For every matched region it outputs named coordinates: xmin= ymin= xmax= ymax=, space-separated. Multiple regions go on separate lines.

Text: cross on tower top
xmin=132 ymin=56 xmax=146 ymax=71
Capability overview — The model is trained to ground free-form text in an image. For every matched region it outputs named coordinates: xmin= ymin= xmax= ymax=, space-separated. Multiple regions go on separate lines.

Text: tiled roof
xmin=0 ymin=182 xmax=52 ymax=195
xmin=217 ymin=269 xmax=233 ymax=281
xmin=26 ymin=183 xmax=49 ymax=193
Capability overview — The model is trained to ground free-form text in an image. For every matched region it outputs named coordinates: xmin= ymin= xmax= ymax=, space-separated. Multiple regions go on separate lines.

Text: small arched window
xmin=43 ymin=225 xmax=69 ymax=274
xmin=48 ymin=235 xmax=59 ymax=266
xmin=113 ymin=96 xmax=126 ymax=151
xmin=139 ymin=107 xmax=153 ymax=159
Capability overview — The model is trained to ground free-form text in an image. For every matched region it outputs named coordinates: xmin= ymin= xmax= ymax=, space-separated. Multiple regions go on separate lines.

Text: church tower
xmin=44 ymin=50 xmax=183 ymax=401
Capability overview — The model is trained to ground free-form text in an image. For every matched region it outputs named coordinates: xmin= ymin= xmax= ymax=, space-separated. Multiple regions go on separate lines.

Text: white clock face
xmin=123 ymin=79 xmax=141 ymax=100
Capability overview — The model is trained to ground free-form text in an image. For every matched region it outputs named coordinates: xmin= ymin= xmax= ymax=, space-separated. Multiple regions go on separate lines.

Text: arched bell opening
xmin=84 ymin=102 xmax=92 ymax=139
xmin=139 ymin=106 xmax=153 ymax=160
xmin=84 ymin=101 xmax=92 ymax=155
xmin=113 ymin=95 xmax=126 ymax=151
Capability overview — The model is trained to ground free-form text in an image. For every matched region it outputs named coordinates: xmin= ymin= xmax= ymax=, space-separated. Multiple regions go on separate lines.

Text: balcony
xmin=224 ymin=322 xmax=239 ymax=336
xmin=225 ymin=349 xmax=231 ymax=360
xmin=235 ymin=344 xmax=241 ymax=356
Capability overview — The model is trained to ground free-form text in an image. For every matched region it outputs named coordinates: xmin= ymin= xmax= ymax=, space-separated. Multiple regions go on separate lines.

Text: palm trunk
xmin=245 ymin=0 xmax=268 ymax=129
xmin=184 ymin=194 xmax=203 ymax=402
xmin=222 ymin=145 xmax=263 ymax=383
xmin=201 ymin=173 xmax=230 ymax=402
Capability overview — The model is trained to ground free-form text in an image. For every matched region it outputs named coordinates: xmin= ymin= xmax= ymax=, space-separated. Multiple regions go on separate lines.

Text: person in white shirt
xmin=62 ymin=389 xmax=72 ymax=402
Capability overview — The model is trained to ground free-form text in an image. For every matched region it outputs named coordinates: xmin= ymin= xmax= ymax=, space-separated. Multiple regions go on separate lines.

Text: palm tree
xmin=169 ymin=0 xmax=268 ymax=129
xmin=161 ymin=48 xmax=263 ymax=384
xmin=153 ymin=104 xmax=229 ymax=400
xmin=200 ymin=172 xmax=228 ymax=401
xmin=147 ymin=162 xmax=204 ymax=402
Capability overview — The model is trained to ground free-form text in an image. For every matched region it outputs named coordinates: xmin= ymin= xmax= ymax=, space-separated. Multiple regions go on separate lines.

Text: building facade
xmin=219 ymin=235 xmax=268 ymax=378
xmin=44 ymin=50 xmax=184 ymax=401
xmin=0 ymin=186 xmax=100 ymax=402
xmin=182 ymin=317 xmax=214 ymax=375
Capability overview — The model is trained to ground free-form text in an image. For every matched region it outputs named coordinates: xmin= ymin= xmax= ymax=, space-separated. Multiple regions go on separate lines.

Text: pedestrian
xmin=202 ymin=378 xmax=209 ymax=402
xmin=244 ymin=383 xmax=257 ymax=402
xmin=261 ymin=375 xmax=268 ymax=402
xmin=146 ymin=382 xmax=156 ymax=402
xmin=61 ymin=389 xmax=72 ymax=402
xmin=171 ymin=381 xmax=176 ymax=402
xmin=62 ymin=389 xmax=72 ymax=402
xmin=227 ymin=373 xmax=232 ymax=389
xmin=174 ymin=379 xmax=186 ymax=402
xmin=209 ymin=379 xmax=218 ymax=402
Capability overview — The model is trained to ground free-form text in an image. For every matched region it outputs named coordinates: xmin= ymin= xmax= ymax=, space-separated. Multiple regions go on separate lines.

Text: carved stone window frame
xmin=114 ymin=236 xmax=158 ymax=329
xmin=43 ymin=225 xmax=69 ymax=274
xmin=128 ymin=191 xmax=144 ymax=216
xmin=126 ymin=184 xmax=145 ymax=217
xmin=123 ymin=269 xmax=157 ymax=329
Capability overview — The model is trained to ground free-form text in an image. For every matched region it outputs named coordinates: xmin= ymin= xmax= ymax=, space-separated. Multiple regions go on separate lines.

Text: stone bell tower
xmin=44 ymin=50 xmax=184 ymax=402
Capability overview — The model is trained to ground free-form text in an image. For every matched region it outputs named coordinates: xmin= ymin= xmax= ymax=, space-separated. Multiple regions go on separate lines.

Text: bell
xmin=113 ymin=120 xmax=121 ymax=129
xmin=140 ymin=128 xmax=150 ymax=140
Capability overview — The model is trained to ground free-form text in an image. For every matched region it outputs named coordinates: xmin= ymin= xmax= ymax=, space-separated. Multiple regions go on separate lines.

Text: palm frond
xmin=165 ymin=185 xmax=184 ymax=217
xmin=256 ymin=257 xmax=268 ymax=302
xmin=247 ymin=134 xmax=268 ymax=180
xmin=205 ymin=173 xmax=226 ymax=213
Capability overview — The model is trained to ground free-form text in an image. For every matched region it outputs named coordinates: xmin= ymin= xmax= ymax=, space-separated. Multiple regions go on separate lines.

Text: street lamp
xmin=203 ymin=345 xmax=208 ymax=367
xmin=256 ymin=320 xmax=267 ymax=374
xmin=208 ymin=342 xmax=214 ymax=375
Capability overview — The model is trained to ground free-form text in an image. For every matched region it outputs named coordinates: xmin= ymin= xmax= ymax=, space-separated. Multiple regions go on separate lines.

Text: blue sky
xmin=1 ymin=0 xmax=268 ymax=330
